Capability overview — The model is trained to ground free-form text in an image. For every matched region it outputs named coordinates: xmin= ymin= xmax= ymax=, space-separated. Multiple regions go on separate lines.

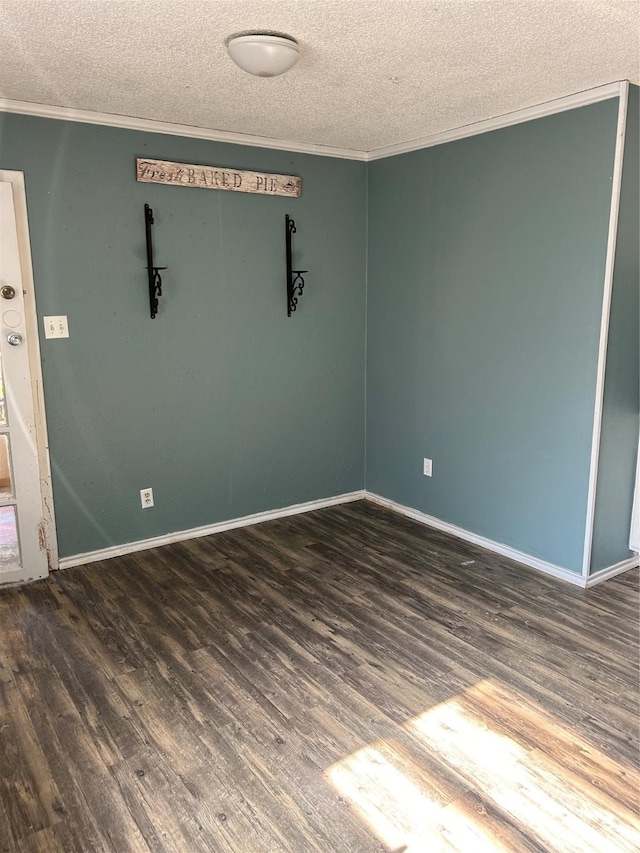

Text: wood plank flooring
xmin=0 ymin=499 xmax=638 ymax=852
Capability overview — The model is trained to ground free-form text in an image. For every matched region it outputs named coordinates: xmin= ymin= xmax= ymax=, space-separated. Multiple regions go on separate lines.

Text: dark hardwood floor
xmin=1 ymin=500 xmax=638 ymax=852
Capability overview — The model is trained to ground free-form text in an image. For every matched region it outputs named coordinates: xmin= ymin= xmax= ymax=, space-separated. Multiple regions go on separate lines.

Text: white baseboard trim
xmin=364 ymin=491 xmax=586 ymax=586
xmin=57 ymin=490 xmax=366 ymax=570
xmin=585 ymin=555 xmax=640 ymax=588
xmin=57 ymin=487 xmax=640 ymax=588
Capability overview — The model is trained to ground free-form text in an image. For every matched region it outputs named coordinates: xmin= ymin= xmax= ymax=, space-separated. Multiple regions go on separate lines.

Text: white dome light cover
xmin=227 ymin=34 xmax=300 ymax=77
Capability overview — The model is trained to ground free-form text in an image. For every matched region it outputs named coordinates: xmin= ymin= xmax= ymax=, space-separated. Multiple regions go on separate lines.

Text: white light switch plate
xmin=43 ymin=315 xmax=69 ymax=338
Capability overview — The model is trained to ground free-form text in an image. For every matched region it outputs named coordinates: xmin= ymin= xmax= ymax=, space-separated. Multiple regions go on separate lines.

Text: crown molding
xmin=0 ymin=82 xmax=626 ymax=163
xmin=0 ymin=97 xmax=368 ymax=161
xmin=366 ymin=82 xmax=626 ymax=161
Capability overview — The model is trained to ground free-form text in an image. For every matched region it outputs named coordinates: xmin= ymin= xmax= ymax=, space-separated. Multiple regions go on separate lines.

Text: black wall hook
xmin=144 ymin=204 xmax=166 ymax=319
xmin=285 ymin=214 xmax=307 ymax=317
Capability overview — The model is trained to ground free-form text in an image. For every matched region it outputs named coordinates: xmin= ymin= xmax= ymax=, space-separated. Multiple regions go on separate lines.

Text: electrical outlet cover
xmin=140 ymin=488 xmax=154 ymax=508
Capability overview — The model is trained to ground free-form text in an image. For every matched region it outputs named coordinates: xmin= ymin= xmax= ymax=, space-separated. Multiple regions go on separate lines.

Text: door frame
xmin=0 ymin=169 xmax=57 ymax=581
xmin=630 ymin=421 xmax=640 ymax=553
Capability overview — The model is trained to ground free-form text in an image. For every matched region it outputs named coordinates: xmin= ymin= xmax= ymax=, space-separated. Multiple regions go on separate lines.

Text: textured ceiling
xmin=0 ymin=0 xmax=638 ymax=153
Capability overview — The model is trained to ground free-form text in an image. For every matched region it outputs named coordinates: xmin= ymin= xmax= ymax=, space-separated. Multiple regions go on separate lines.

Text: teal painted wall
xmin=590 ymin=85 xmax=640 ymax=573
xmin=0 ymin=96 xmax=631 ymax=572
xmin=366 ymin=100 xmax=619 ymax=573
xmin=0 ymin=115 xmax=366 ymax=557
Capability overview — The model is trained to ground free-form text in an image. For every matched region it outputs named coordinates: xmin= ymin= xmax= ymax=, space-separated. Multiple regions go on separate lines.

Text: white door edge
xmin=580 ymin=81 xmax=629 ymax=578
xmin=630 ymin=421 xmax=640 ymax=553
xmin=0 ymin=170 xmax=57 ymax=578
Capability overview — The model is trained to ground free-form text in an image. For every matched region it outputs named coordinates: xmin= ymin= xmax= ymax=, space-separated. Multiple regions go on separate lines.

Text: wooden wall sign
xmin=136 ymin=158 xmax=301 ymax=198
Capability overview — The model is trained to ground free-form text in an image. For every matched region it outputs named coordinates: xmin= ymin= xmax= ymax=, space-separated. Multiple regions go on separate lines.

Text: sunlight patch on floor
xmin=325 ymin=678 xmax=640 ymax=853
xmin=327 ymin=745 xmax=508 ymax=853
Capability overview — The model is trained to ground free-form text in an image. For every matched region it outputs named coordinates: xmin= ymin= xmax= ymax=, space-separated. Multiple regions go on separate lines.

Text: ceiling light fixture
xmin=226 ymin=33 xmax=300 ymax=77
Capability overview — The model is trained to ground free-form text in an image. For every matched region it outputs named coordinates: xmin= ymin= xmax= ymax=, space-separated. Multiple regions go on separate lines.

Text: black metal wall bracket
xmin=285 ymin=214 xmax=307 ymax=317
xmin=144 ymin=203 xmax=166 ymax=319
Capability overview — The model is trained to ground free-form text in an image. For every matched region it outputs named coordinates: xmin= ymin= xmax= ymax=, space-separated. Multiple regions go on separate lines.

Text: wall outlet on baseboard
xmin=140 ymin=488 xmax=154 ymax=508
xmin=423 ymin=458 xmax=433 ymax=477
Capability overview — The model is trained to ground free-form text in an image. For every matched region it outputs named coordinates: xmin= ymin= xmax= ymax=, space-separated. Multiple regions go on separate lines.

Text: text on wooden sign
xmin=136 ymin=158 xmax=301 ymax=197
